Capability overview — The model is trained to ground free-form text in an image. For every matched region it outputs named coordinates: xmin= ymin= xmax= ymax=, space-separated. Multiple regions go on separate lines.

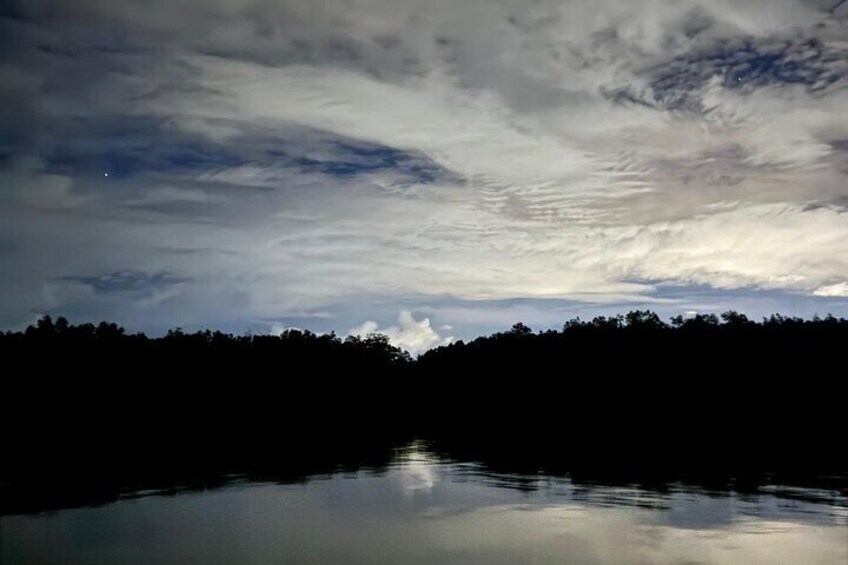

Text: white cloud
xmin=348 ymin=310 xmax=453 ymax=354
xmin=122 ymin=2 xmax=845 ymax=307
xmin=348 ymin=320 xmax=381 ymax=337
xmin=813 ymin=282 xmax=848 ymax=297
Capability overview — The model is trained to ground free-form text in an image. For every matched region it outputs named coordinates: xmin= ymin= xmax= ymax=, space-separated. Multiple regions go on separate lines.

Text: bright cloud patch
xmin=814 ymin=282 xmax=848 ymax=297
xmin=349 ymin=311 xmax=453 ymax=354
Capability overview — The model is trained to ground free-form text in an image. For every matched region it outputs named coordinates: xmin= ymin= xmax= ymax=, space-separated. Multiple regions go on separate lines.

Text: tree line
xmin=7 ymin=309 xmax=847 ymax=345
xmin=1 ymin=310 xmax=845 ymax=515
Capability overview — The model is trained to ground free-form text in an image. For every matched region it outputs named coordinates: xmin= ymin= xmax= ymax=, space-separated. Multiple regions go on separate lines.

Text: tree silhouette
xmin=2 ymin=308 xmax=845 ymax=515
xmin=508 ymin=322 xmax=533 ymax=336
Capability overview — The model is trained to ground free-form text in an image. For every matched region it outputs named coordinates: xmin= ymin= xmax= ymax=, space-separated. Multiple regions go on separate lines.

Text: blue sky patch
xmin=43 ymin=117 xmax=246 ymax=180
xmin=36 ymin=115 xmax=455 ymax=186
xmin=291 ymin=143 xmax=449 ymax=182
xmin=647 ymin=38 xmax=844 ymax=110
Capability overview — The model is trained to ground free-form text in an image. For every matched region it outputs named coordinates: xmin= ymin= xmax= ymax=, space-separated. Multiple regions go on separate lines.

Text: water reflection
xmin=2 ymin=443 xmax=846 ymax=565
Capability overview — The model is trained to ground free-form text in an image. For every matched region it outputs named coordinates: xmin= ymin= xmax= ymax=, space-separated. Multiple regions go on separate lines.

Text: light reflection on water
xmin=2 ymin=444 xmax=846 ymax=565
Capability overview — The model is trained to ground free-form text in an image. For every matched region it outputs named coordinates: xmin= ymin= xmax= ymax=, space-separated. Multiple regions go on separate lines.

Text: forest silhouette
xmin=2 ymin=311 xmax=846 ymax=514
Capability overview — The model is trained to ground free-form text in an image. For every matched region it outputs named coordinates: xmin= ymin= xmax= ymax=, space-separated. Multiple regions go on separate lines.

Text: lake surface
xmin=2 ymin=443 xmax=846 ymax=565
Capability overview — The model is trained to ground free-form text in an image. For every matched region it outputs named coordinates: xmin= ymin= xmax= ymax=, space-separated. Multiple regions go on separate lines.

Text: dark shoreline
xmin=3 ymin=311 xmax=846 ymax=515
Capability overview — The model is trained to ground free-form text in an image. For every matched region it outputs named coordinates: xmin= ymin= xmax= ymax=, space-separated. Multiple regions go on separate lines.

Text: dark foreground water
xmin=2 ymin=443 xmax=846 ymax=565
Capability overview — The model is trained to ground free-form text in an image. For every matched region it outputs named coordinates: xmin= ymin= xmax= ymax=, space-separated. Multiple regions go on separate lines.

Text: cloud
xmin=61 ymin=270 xmax=191 ymax=295
xmin=1 ymin=0 xmax=847 ymax=335
xmin=813 ymin=282 xmax=848 ymax=296
xmin=348 ymin=310 xmax=453 ymax=354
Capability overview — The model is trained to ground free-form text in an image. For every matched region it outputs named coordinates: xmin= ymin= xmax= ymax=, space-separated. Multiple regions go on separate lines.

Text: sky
xmin=1 ymin=0 xmax=847 ymax=352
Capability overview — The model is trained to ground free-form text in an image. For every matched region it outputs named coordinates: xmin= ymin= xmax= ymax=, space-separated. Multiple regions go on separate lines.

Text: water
xmin=2 ymin=444 xmax=846 ymax=565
